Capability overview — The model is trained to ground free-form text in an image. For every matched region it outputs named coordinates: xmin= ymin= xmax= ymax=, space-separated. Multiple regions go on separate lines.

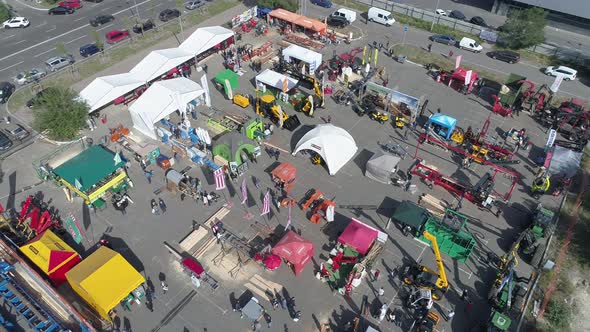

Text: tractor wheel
xmin=432 ymin=289 xmax=443 ymax=301
xmin=531 ymin=243 xmax=546 ymax=267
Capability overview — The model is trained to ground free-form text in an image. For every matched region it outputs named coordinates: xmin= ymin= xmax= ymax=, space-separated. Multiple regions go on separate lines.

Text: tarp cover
xmin=66 ymin=246 xmax=145 ymax=320
xmin=129 ymin=77 xmax=206 ymax=139
xmin=428 ymin=114 xmax=457 ymax=140
xmin=282 ymin=44 xmax=323 ymax=72
xmin=292 ymin=124 xmax=358 ymax=175
xmin=255 ymin=69 xmax=298 ymax=91
xmin=130 ymin=48 xmax=194 ymax=83
xmin=338 ymin=218 xmax=378 ymax=255
xmin=79 ymin=73 xmax=145 ymax=112
xmin=365 ymin=152 xmax=401 ymax=184
xmin=547 ymin=145 xmax=583 ymax=178
xmin=179 ymin=26 xmax=234 ymax=57
xmin=272 ymin=231 xmax=314 ymax=275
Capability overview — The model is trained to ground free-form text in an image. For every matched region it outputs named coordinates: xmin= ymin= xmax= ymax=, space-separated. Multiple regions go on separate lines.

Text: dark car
xmin=326 ymin=15 xmax=349 ymax=28
xmin=90 ymin=15 xmax=115 ymax=27
xmin=159 ymin=9 xmax=181 ymax=22
xmin=0 ymin=132 xmax=13 ymax=151
xmin=470 ymin=16 xmax=487 ymax=27
xmin=48 ymin=6 xmax=75 ymax=15
xmin=449 ymin=10 xmax=466 ymax=20
xmin=310 ymin=0 xmax=332 ymax=8
xmin=26 ymin=87 xmax=60 ymax=109
xmin=80 ymin=43 xmax=102 ymax=57
xmin=429 ymin=34 xmax=456 ymax=45
xmin=0 ymin=82 xmax=15 ymax=104
xmin=487 ymin=50 xmax=520 ymax=63
xmin=133 ymin=19 xmax=155 ymax=33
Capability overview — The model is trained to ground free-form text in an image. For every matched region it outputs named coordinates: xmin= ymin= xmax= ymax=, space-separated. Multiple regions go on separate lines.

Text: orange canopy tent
xmin=19 ymin=229 xmax=82 ymax=286
xmin=272 ymin=231 xmax=314 ymax=275
xmin=269 ymin=9 xmax=327 ymax=34
xmin=269 ymin=8 xmax=301 ymax=24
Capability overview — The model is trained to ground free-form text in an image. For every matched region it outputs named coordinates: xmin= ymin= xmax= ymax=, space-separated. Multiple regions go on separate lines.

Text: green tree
xmin=33 ymin=87 xmax=89 ymax=140
xmin=120 ymin=16 xmax=134 ymax=40
xmin=498 ymin=7 xmax=547 ymax=49
xmin=546 ymin=298 xmax=572 ymax=330
xmin=257 ymin=0 xmax=298 ymax=12
xmin=91 ymin=30 xmax=104 ymax=52
xmin=55 ymin=42 xmax=67 ymax=56
xmin=0 ymin=2 xmax=11 ymax=22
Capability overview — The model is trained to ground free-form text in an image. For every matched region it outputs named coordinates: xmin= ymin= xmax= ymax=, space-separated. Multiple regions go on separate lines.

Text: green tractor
xmin=520 ymin=204 xmax=555 ymax=267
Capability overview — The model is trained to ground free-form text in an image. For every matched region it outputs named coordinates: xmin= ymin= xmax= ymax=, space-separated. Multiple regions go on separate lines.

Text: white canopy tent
xmin=365 ymin=152 xmax=401 ymax=184
xmin=282 ymin=44 xmax=323 ymax=73
xmin=292 ymin=124 xmax=358 ymax=175
xmin=129 ymin=78 xmax=207 ymax=140
xmin=180 ymin=26 xmax=234 ymax=56
xmin=255 ymin=69 xmax=299 ymax=91
xmin=130 ymin=48 xmax=194 ymax=83
xmin=79 ymin=73 xmax=145 ymax=113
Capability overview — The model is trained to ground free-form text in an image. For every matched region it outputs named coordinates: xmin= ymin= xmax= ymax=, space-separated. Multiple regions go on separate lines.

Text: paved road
xmin=0 ymin=0 xmax=190 ymax=83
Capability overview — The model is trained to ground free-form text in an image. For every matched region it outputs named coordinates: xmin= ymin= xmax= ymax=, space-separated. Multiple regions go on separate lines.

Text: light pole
xmin=134 ymin=0 xmax=141 ymax=21
xmin=430 ymin=0 xmax=440 ymax=32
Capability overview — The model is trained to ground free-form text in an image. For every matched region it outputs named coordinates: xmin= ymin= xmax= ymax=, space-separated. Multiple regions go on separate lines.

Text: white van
xmin=459 ymin=37 xmax=483 ymax=53
xmin=332 ymin=8 xmax=357 ymax=23
xmin=368 ymin=7 xmax=395 ymax=26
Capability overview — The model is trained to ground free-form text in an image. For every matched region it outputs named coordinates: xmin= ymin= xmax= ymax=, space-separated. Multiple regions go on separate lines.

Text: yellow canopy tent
xmin=65 ymin=246 xmax=145 ymax=320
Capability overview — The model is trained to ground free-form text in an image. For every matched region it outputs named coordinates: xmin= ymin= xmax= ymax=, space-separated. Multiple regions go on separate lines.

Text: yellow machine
xmin=403 ymin=232 xmax=449 ymax=300
xmin=394 ymin=115 xmax=407 ymax=129
xmin=450 ymin=128 xmax=465 ymax=145
xmin=369 ymin=111 xmax=389 ymax=124
xmin=255 ymin=94 xmax=301 ymax=131
xmin=311 ymin=154 xmax=322 ymax=165
xmin=233 ymin=94 xmax=250 ymax=108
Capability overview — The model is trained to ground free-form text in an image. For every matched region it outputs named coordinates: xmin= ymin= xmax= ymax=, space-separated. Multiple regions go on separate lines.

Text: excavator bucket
xmin=283 ymin=114 xmax=301 ymax=131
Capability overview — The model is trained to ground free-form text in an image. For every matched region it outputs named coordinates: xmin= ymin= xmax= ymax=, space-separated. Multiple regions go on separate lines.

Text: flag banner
xmin=261 ymin=190 xmax=270 ymax=216
xmin=214 ymin=168 xmax=226 ymax=190
xmin=285 ymin=205 xmax=292 ymax=230
xmin=64 ymin=213 xmax=84 ymax=244
xmin=241 ymin=178 xmax=248 ymax=204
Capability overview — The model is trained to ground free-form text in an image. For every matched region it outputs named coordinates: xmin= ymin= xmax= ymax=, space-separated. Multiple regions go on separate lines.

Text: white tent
xmin=365 ymin=152 xmax=401 ymax=184
xmin=255 ymin=69 xmax=299 ymax=91
xmin=79 ymin=73 xmax=145 ymax=113
xmin=180 ymin=26 xmax=234 ymax=57
xmin=292 ymin=124 xmax=358 ymax=175
xmin=129 ymin=78 xmax=206 ymax=140
xmin=130 ymin=48 xmax=194 ymax=83
xmin=282 ymin=44 xmax=323 ymax=73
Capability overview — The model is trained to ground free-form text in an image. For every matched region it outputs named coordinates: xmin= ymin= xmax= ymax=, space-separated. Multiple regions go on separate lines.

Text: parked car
xmin=13 ymin=69 xmax=46 ymax=85
xmin=326 ymin=15 xmax=349 ymax=28
xmin=0 ymin=82 xmax=15 ymax=104
xmin=5 ymin=124 xmax=29 ymax=140
xmin=48 ymin=7 xmax=75 ymax=15
xmin=3 ymin=17 xmax=30 ymax=28
xmin=310 ymin=0 xmax=333 ymax=8
xmin=185 ymin=0 xmax=205 ymax=10
xmin=487 ymin=50 xmax=520 ymax=63
xmin=45 ymin=55 xmax=75 ymax=72
xmin=26 ymin=87 xmax=60 ymax=109
xmin=459 ymin=37 xmax=483 ymax=53
xmin=90 ymin=14 xmax=114 ymax=27
xmin=544 ymin=66 xmax=577 ymax=80
xmin=79 ymin=43 xmax=102 ymax=57
xmin=470 ymin=16 xmax=487 ymax=27
xmin=435 ymin=9 xmax=447 ymax=16
xmin=58 ymin=0 xmax=82 ymax=9
xmin=0 ymin=132 xmax=12 ymax=151
xmin=133 ymin=19 xmax=155 ymax=33
xmin=159 ymin=9 xmax=181 ymax=22
xmin=105 ymin=30 xmax=130 ymax=44
xmin=429 ymin=34 xmax=456 ymax=45
xmin=331 ymin=8 xmax=356 ymax=23
xmin=449 ymin=10 xmax=466 ymax=20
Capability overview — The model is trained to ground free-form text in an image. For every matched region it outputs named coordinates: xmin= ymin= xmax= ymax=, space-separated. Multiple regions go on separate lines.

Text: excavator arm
xmin=424 ymin=231 xmax=448 ymax=290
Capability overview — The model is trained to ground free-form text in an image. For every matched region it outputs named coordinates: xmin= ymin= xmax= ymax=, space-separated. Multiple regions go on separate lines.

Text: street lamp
xmin=430 ymin=0 xmax=440 ymax=32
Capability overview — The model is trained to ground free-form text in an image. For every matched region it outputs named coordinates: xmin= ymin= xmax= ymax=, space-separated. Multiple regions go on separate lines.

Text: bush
xmin=545 ymin=298 xmax=572 ymax=330
xmin=33 ymin=87 xmax=89 ymax=140
xmin=395 ymin=14 xmax=483 ymax=44
xmin=257 ymin=0 xmax=298 ymax=12
xmin=499 ymin=7 xmax=547 ymax=49
xmin=0 ymin=3 xmax=11 ymax=22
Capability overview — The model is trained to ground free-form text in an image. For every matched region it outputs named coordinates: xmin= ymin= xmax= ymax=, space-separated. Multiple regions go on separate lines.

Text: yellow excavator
xmin=402 ymin=231 xmax=449 ymax=300
xmin=255 ymin=94 xmax=300 ymax=131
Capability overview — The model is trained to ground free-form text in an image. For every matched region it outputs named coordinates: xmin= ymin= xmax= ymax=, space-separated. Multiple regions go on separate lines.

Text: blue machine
xmin=425 ymin=114 xmax=458 ymax=140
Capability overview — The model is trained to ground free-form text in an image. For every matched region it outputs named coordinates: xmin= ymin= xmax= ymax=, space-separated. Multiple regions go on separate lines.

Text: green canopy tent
xmin=214 ymin=69 xmax=239 ymax=98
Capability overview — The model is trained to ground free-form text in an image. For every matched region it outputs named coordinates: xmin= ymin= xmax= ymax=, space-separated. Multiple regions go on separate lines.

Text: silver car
xmin=45 ymin=55 xmax=75 ymax=72
xmin=5 ymin=124 xmax=29 ymax=140
xmin=13 ymin=68 xmax=47 ymax=85
xmin=185 ymin=0 xmax=205 ymax=10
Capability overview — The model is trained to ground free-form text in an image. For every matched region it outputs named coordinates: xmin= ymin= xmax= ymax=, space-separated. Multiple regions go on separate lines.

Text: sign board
xmin=479 ymin=30 xmax=498 ymax=43
xmin=64 ymin=213 xmax=83 ymax=244
xmin=550 ymin=74 xmax=565 ymax=93
xmin=455 ymin=54 xmax=462 ymax=69
xmin=545 ymin=129 xmax=557 ymax=151
xmin=231 ymin=6 xmax=258 ymax=28
xmin=403 ymin=26 xmax=409 ymax=32
xmin=464 ymin=70 xmax=473 ymax=85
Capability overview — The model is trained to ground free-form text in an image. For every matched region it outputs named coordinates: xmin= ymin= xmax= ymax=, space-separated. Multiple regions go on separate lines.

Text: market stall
xmin=448 ymin=67 xmax=479 ymax=94
xmin=50 ymin=145 xmax=130 ymax=207
xmin=19 ymin=230 xmax=81 ymax=286
xmin=65 ymin=247 xmax=145 ymax=321
xmin=255 ymin=69 xmax=299 ymax=92
xmin=268 ymin=9 xmax=327 ymax=35
xmin=129 ymin=48 xmax=194 ymax=83
xmin=80 ymin=73 xmax=145 ymax=113
xmin=282 ymin=44 xmax=323 ymax=74
xmin=292 ymin=124 xmax=358 ymax=175
xmin=212 ymin=132 xmax=261 ymax=176
xmin=364 ymin=82 xmax=421 ymax=122
xmin=179 ymin=26 xmax=235 ymax=61
xmin=365 ymin=152 xmax=401 ymax=184
xmin=338 ymin=218 xmax=379 ymax=255
xmin=271 ymin=230 xmax=314 ymax=275
xmin=214 ymin=69 xmax=240 ymax=98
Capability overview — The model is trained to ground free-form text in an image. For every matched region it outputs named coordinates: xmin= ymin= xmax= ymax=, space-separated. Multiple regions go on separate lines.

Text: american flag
xmin=213 ymin=168 xmax=226 ymax=190
xmin=285 ymin=205 xmax=292 ymax=230
xmin=241 ymin=178 xmax=247 ymax=204
xmin=260 ymin=190 xmax=271 ymax=216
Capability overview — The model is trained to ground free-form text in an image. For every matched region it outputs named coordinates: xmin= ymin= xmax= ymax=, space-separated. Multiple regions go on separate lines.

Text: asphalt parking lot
xmin=0 ymin=10 xmax=567 ymax=332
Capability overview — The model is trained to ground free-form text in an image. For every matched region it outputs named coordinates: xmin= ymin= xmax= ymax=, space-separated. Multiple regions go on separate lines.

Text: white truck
xmin=332 ymin=8 xmax=357 ymax=24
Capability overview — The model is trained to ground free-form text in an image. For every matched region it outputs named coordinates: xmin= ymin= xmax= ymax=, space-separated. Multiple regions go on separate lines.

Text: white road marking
xmin=12 ymin=39 xmax=27 ymax=45
xmin=0 ymin=0 xmax=154 ymax=63
xmin=0 ymin=61 xmax=24 ymax=72
xmin=47 ymin=26 xmax=56 ymax=32
xmin=34 ymin=48 xmax=55 ymax=58
xmin=96 ymin=23 xmax=114 ymax=32
xmin=35 ymin=22 xmax=47 ymax=28
xmin=147 ymin=3 xmax=163 ymax=10
xmin=74 ymin=17 xmax=87 ymax=22
xmin=2 ymin=34 xmax=15 ymax=40
xmin=65 ymin=35 xmax=86 ymax=45
xmin=100 ymin=6 xmax=113 ymax=12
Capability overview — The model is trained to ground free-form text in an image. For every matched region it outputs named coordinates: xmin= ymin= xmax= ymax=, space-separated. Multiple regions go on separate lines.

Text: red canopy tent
xmin=448 ymin=67 xmax=479 ymax=94
xmin=337 ymin=218 xmax=378 ymax=255
xmin=263 ymin=254 xmax=282 ymax=271
xmin=272 ymin=231 xmax=314 ymax=275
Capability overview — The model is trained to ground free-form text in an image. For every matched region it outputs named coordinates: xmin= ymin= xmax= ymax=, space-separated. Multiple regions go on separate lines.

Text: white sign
xmin=546 ymin=129 xmax=557 ymax=150
xmin=200 ymin=74 xmax=211 ymax=107
xmin=464 ymin=70 xmax=473 ymax=85
xmin=455 ymin=54 xmax=462 ymax=69
xmin=550 ymin=74 xmax=564 ymax=93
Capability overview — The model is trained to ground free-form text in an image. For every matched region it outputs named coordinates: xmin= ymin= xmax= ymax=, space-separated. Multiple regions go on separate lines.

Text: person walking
xmin=158 ymin=198 xmax=167 ymax=214
xmin=275 ymin=149 xmax=280 ymax=161
xmin=327 ymin=115 xmax=332 ymax=123
xmin=144 ymin=170 xmax=154 ymax=184
xmin=161 ymin=281 xmax=168 ymax=294
xmin=151 ymin=199 xmax=160 ymax=215
xmin=461 ymin=289 xmax=469 ymax=302
xmin=427 ymin=43 xmax=432 ymax=52
xmin=373 ymin=269 xmax=381 ymax=281
xmin=446 ymin=309 xmax=455 ymax=321
xmin=378 ymin=287 xmax=385 ymax=297
xmin=203 ymin=193 xmax=209 ymax=206
xmin=206 ymin=192 xmax=213 ymax=205
xmin=448 ymin=50 xmax=454 ymax=58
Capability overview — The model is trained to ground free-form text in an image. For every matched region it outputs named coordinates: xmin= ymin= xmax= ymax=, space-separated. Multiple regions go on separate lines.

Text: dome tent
xmin=292 ymin=124 xmax=358 ymax=175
